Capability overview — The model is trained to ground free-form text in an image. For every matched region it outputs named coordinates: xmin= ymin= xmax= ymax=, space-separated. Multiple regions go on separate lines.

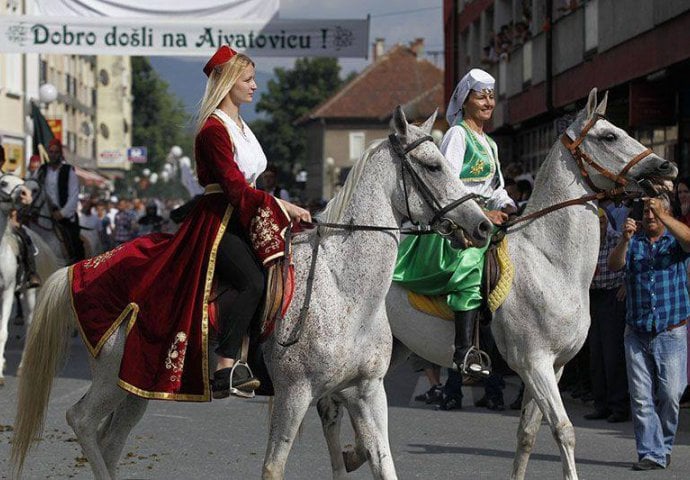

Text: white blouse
xmin=440 ymin=125 xmax=514 ymax=211
xmin=213 ymin=108 xmax=267 ymax=185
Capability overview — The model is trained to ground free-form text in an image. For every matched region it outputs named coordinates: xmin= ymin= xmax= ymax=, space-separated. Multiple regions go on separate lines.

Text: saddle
xmin=407 ymin=234 xmax=514 ymax=323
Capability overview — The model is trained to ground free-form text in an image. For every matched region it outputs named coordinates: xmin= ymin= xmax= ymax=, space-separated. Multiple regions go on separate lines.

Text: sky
xmin=151 ymin=0 xmax=445 ymax=121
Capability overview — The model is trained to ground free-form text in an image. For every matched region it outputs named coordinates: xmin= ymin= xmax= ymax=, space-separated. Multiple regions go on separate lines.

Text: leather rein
xmin=304 ymin=133 xmax=478 ymax=238
xmin=502 ymin=114 xmax=654 ymax=230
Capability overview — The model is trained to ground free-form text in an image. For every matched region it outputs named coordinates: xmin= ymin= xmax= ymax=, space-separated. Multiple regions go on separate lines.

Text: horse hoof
xmin=342 ymin=445 xmax=365 ymax=473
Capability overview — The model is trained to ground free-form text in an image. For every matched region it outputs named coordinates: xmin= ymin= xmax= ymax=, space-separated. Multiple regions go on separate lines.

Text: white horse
xmin=11 ymin=107 xmax=492 ymax=480
xmin=0 ymin=175 xmax=58 ymax=385
xmin=382 ymin=89 xmax=676 ymax=480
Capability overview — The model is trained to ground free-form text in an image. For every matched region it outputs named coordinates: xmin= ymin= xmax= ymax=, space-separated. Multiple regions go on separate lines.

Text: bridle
xmin=309 ymin=133 xmax=478 ymax=238
xmin=560 ymin=113 xmax=653 ymax=193
xmin=0 ymin=173 xmax=26 ymax=205
xmin=504 ymin=114 xmax=656 ymax=229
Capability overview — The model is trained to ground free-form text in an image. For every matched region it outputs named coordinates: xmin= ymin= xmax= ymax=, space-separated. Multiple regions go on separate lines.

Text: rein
xmin=502 ymin=114 xmax=654 ymax=231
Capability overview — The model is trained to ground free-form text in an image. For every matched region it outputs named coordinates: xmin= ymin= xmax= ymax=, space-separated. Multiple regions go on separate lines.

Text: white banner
xmin=30 ymin=0 xmax=279 ymax=20
xmin=0 ymin=15 xmax=369 ymax=57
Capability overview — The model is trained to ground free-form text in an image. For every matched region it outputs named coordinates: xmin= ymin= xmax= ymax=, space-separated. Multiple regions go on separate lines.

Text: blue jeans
xmin=624 ymin=324 xmax=687 ymax=466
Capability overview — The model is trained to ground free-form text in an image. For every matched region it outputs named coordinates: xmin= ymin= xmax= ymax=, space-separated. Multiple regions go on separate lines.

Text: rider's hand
xmin=485 ymin=210 xmax=508 ymax=225
xmin=622 ymin=218 xmax=637 ymax=241
xmin=52 ymin=210 xmax=64 ymax=220
xmin=281 ymin=201 xmax=312 ymax=224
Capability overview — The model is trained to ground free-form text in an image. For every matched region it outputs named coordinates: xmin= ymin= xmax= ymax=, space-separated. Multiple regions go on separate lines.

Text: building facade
xmin=445 ymin=0 xmax=690 ymax=175
xmin=299 ymin=39 xmax=446 ymax=201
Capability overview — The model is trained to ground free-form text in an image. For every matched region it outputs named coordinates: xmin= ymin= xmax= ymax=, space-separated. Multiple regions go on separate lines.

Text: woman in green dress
xmin=394 ymin=69 xmax=516 ymax=377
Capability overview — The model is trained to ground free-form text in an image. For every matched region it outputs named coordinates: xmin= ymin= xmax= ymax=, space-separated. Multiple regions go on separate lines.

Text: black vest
xmin=38 ymin=163 xmax=73 ymax=208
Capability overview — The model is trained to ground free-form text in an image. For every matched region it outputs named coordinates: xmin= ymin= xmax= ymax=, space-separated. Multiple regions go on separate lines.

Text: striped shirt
xmin=624 ymin=230 xmax=690 ymax=333
xmin=591 ymin=228 xmax=624 ymax=290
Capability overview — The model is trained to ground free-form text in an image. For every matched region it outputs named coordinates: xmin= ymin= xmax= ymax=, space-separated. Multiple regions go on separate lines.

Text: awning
xmin=75 ymin=166 xmax=109 ymax=187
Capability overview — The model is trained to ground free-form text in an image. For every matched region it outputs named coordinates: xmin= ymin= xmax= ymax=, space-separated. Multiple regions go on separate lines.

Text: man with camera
xmin=608 ymin=195 xmax=689 ymax=471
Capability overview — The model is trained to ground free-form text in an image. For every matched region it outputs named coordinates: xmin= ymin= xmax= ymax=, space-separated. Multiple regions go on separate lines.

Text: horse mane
xmin=318 ymin=139 xmax=386 ymax=230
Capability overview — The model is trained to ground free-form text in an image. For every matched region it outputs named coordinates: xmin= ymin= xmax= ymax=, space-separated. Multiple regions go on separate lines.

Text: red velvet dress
xmin=69 ymin=115 xmax=290 ymax=401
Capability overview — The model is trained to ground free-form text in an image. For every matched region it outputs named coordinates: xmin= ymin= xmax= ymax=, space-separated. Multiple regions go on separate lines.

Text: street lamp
xmin=39 ymin=83 xmax=58 ymax=104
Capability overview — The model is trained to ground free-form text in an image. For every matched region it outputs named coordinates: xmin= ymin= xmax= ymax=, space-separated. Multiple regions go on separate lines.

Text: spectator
xmin=608 ymin=195 xmax=689 ymax=471
xmin=112 ymin=198 xmax=138 ymax=245
xmin=516 ymin=179 xmax=532 ymax=213
xmin=95 ymin=200 xmax=113 ymax=251
xmin=583 ymin=209 xmax=629 ymax=423
xmin=673 ymin=177 xmax=690 ymax=227
xmin=138 ymin=201 xmax=166 ymax=235
xmin=260 ymin=164 xmax=290 ymax=201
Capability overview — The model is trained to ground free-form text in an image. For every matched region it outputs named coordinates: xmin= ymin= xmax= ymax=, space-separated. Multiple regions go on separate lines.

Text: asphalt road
xmin=1 ymin=321 xmax=689 ymax=480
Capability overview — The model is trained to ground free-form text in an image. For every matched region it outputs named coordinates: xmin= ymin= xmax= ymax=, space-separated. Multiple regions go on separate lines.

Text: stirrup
xmin=454 ymin=346 xmax=492 ymax=378
xmin=229 ymin=361 xmax=256 ymax=399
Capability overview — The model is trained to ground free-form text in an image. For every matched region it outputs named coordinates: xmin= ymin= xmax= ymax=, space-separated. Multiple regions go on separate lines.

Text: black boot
xmin=453 ymin=309 xmax=490 ymax=378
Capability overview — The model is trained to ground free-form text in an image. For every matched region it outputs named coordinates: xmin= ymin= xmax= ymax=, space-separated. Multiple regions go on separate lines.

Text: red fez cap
xmin=48 ymin=138 xmax=63 ymax=151
xmin=203 ymin=45 xmax=237 ymax=77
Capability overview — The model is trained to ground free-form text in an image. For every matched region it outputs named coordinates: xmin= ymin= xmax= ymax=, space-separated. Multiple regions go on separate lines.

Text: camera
xmin=628 ymin=199 xmax=644 ymax=222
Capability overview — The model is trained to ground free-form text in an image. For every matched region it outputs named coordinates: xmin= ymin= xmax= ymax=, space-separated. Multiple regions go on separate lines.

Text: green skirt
xmin=392 ymin=233 xmax=490 ymax=312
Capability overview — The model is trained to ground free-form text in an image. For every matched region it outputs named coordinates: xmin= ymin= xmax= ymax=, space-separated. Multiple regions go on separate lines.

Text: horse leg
xmin=0 ymin=285 xmax=15 ymax=384
xmin=521 ymin=363 xmax=577 ymax=480
xmin=316 ymin=395 xmax=350 ymax=480
xmin=343 ymin=379 xmax=398 ymax=480
xmin=510 ymin=386 xmax=542 ymax=480
xmin=16 ymin=289 xmax=36 ymax=374
xmin=262 ymin=383 xmax=313 ymax=480
xmin=97 ymin=395 xmax=149 ymax=478
xmin=66 ymin=382 xmax=128 ymax=480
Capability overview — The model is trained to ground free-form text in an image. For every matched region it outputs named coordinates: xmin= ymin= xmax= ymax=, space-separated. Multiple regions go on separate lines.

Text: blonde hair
xmin=194 ymin=53 xmax=255 ymax=133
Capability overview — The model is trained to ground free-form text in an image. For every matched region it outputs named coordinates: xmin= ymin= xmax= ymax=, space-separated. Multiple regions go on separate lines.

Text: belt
xmin=667 ymin=319 xmax=687 ymax=332
xmin=204 ymin=183 xmax=223 ymax=195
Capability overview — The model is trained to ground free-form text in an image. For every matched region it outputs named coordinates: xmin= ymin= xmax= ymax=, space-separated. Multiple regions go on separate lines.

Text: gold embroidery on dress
xmin=165 ymin=332 xmax=188 ymax=383
xmin=83 ymin=244 xmax=125 ymax=270
xmin=251 ymin=206 xmax=281 ymax=253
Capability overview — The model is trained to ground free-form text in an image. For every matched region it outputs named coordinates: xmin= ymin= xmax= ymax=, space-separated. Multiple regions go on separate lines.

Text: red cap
xmin=203 ymin=45 xmax=237 ymax=77
xmin=48 ymin=138 xmax=63 ymax=152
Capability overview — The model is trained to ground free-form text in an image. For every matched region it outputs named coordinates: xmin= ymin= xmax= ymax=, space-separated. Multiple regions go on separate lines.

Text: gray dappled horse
xmin=384 ymin=89 xmax=676 ymax=480
xmin=0 ymin=174 xmax=57 ymax=386
xmin=11 ymin=107 xmax=492 ymax=480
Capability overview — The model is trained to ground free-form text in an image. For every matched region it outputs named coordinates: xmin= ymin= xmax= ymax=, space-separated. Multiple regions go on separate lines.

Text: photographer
xmin=608 ymin=195 xmax=690 ymax=471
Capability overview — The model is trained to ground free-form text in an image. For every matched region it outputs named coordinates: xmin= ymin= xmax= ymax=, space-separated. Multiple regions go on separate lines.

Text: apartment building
xmin=444 ymin=0 xmax=690 ymax=174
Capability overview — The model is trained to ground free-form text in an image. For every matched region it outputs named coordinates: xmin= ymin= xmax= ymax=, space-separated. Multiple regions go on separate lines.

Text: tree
xmin=250 ymin=58 xmax=349 ymax=184
xmin=130 ymin=57 xmax=193 ymax=193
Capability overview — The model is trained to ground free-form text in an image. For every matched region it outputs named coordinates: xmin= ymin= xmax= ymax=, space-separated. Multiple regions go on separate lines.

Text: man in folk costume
xmin=70 ymin=46 xmax=311 ymax=401
xmin=35 ymin=138 xmax=85 ymax=264
xmin=394 ymin=69 xmax=516 ymax=379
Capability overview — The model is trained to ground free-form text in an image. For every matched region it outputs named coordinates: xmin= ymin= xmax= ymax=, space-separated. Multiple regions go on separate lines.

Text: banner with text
xmin=0 ymin=16 xmax=369 ymax=58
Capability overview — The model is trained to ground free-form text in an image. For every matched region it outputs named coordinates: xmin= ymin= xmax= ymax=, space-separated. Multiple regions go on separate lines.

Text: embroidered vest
xmin=37 ymin=163 xmax=73 ymax=207
xmin=458 ymin=122 xmax=498 ymax=182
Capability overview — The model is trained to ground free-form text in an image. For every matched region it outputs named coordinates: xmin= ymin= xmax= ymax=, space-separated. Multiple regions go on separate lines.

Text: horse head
xmin=565 ymin=88 xmax=677 ymax=194
xmin=389 ymin=106 xmax=492 ymax=248
xmin=0 ymin=173 xmax=32 ymax=212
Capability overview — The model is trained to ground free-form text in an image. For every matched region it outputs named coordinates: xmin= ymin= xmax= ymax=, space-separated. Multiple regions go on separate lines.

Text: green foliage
xmin=130 ymin=57 xmax=193 ymax=198
xmin=249 ymin=58 xmax=347 ymax=182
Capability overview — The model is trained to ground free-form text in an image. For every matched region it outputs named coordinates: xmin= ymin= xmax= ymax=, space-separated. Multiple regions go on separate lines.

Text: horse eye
xmin=426 ymin=164 xmax=442 ymax=173
xmin=0 ymin=181 xmax=7 ymax=188
xmin=602 ymin=132 xmax=617 ymax=141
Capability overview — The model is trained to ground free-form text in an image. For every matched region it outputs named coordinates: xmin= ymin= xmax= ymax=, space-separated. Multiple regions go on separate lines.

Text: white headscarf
xmin=446 ymin=68 xmax=496 ymax=127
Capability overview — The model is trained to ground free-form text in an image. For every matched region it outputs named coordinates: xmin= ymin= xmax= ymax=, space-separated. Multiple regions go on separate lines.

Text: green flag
xmin=31 ymin=102 xmax=54 ymax=164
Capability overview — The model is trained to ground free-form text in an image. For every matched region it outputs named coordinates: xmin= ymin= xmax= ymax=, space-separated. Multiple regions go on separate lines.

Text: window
xmin=349 ymin=132 xmax=365 ymax=161
xmin=4 ymin=54 xmax=22 ymax=95
xmin=584 ymin=0 xmax=598 ymax=54
xmin=40 ymin=60 xmax=47 ymax=84
xmin=634 ymin=126 xmax=678 ymax=164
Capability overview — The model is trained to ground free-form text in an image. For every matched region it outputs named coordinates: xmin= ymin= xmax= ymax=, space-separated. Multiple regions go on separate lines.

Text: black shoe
xmin=414 ymin=385 xmax=443 ymax=404
xmin=438 ymin=394 xmax=462 ymax=411
xmin=211 ymin=365 xmax=260 ymax=399
xmin=607 ymin=411 xmax=630 ymax=423
xmin=584 ymin=409 xmax=611 ymax=420
xmin=666 ymin=454 xmax=671 ymax=467
xmin=474 ymin=395 xmax=488 ymax=408
xmin=632 ymin=458 xmax=664 ymax=471
xmin=486 ymin=397 xmax=505 ymax=411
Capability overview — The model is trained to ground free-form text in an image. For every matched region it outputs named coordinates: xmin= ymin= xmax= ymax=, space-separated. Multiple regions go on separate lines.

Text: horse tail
xmin=11 ymin=267 xmax=74 ymax=477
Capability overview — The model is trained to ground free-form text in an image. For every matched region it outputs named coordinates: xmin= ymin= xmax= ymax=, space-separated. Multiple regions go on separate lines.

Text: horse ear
xmin=586 ymin=88 xmax=598 ymax=119
xmin=595 ymin=91 xmax=609 ymax=116
xmin=392 ymin=105 xmax=409 ymax=137
xmin=419 ymin=109 xmax=438 ymax=135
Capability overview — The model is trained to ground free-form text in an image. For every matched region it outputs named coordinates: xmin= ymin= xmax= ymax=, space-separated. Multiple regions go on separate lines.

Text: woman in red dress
xmin=196 ymin=46 xmax=311 ymax=398
xmin=70 ymin=47 xmax=310 ymax=402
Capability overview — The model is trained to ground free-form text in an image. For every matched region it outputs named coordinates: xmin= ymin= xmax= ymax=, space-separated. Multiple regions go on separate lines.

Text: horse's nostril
xmin=479 ymin=220 xmax=492 ymax=235
xmin=659 ymin=161 xmax=672 ymax=172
